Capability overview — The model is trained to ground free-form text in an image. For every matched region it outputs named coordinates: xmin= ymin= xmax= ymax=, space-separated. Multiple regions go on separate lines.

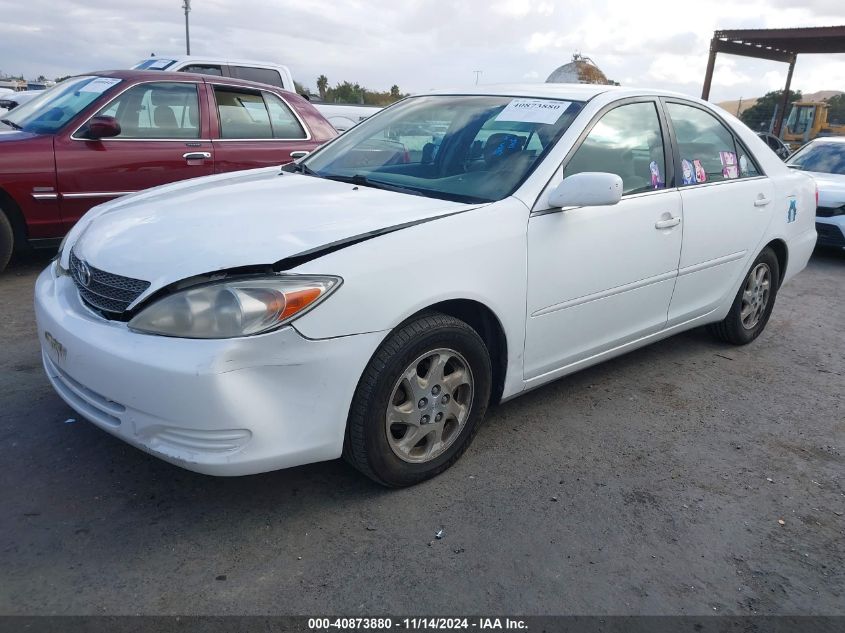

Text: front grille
xmin=815 ymin=222 xmax=845 ymax=247
xmin=816 ymin=206 xmax=844 ymax=218
xmin=69 ymin=249 xmax=151 ymax=315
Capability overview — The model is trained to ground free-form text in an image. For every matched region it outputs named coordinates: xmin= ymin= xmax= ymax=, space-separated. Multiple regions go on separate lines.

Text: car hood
xmin=0 ymin=126 xmax=41 ymax=141
xmin=71 ymin=167 xmax=482 ymax=292
xmin=806 ymin=171 xmax=845 ymax=208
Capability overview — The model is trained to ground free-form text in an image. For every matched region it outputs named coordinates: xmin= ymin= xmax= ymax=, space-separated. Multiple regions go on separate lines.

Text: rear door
xmin=54 ymin=80 xmax=213 ymax=229
xmin=663 ymin=100 xmax=774 ymax=323
xmin=209 ymin=84 xmax=317 ymax=173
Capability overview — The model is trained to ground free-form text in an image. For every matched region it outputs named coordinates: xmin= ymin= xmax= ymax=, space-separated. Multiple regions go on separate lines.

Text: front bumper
xmin=34 ymin=264 xmax=386 ymax=476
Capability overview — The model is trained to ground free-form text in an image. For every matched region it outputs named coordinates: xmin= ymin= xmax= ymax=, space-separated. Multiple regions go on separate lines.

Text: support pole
xmin=774 ymin=56 xmax=796 ymax=138
xmin=701 ymin=39 xmax=718 ymax=100
xmin=183 ymin=0 xmax=191 ymax=55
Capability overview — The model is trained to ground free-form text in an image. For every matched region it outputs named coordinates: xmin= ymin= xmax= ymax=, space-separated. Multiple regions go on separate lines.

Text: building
xmin=546 ymin=54 xmax=616 ymax=85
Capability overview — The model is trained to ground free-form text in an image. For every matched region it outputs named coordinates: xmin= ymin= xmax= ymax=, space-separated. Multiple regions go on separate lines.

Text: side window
xmin=230 ymin=66 xmax=284 ymax=88
xmin=180 ymin=64 xmax=224 ymax=77
xmin=214 ymin=87 xmax=273 ymax=139
xmin=667 ymin=102 xmax=759 ymax=184
xmin=263 ymin=92 xmax=307 ymax=139
xmin=563 ymin=102 xmax=667 ymax=195
xmin=93 ymin=82 xmax=199 ymax=139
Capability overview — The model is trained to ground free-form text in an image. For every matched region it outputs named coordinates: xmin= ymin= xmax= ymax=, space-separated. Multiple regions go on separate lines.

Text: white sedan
xmin=785 ymin=136 xmax=845 ymax=249
xmin=36 ymin=85 xmax=817 ymax=486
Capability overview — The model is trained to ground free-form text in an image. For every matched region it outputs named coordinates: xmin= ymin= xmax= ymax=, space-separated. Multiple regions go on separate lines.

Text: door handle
xmin=183 ymin=152 xmax=211 ymax=161
xmin=655 ymin=216 xmax=681 ymax=229
xmin=754 ymin=196 xmax=772 ymax=207
xmin=290 ymin=151 xmax=309 ymax=159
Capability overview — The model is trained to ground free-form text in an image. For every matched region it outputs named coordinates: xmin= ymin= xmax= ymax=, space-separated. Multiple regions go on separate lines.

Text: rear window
xmin=133 ymin=58 xmax=177 ymax=70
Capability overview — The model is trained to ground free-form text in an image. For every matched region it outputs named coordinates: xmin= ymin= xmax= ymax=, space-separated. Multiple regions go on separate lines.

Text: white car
xmin=35 ymin=84 xmax=817 ymax=486
xmin=785 ymin=136 xmax=845 ymax=249
xmin=0 ymin=89 xmax=42 ymax=111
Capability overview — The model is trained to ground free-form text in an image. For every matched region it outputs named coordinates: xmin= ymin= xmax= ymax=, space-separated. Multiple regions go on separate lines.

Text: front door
xmin=209 ymin=85 xmax=317 ymax=173
xmin=54 ymin=80 xmax=213 ymax=229
xmin=524 ymin=99 xmax=682 ymax=381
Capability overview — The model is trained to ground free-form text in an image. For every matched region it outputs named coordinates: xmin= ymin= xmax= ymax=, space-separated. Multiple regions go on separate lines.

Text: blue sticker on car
xmin=787 ymin=198 xmax=797 ymax=223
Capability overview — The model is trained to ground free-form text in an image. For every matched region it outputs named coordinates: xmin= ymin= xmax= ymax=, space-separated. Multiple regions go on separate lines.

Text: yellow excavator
xmin=781 ymin=101 xmax=845 ymax=148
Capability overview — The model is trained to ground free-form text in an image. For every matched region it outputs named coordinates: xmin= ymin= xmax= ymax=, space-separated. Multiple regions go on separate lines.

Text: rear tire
xmin=343 ymin=312 xmax=492 ymax=487
xmin=0 ymin=211 xmax=13 ymax=273
xmin=709 ymin=247 xmax=780 ymax=345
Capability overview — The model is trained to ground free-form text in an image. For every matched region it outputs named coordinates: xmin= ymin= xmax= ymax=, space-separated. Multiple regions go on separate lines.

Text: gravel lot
xmin=1 ymin=248 xmax=843 ymax=616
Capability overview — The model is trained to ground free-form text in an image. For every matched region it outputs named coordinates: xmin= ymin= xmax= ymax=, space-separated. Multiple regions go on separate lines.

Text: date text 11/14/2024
xmin=307 ymin=617 xmax=528 ymax=630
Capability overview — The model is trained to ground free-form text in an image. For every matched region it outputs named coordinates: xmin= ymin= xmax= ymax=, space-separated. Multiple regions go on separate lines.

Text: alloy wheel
xmin=385 ymin=348 xmax=474 ymax=463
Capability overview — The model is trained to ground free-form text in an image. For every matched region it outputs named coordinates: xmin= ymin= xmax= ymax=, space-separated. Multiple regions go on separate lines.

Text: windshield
xmin=785 ymin=105 xmax=815 ymax=135
xmin=133 ymin=58 xmax=177 ymax=70
xmin=787 ymin=141 xmax=845 ymax=175
xmin=299 ymin=95 xmax=584 ymax=203
xmin=3 ymin=76 xmax=123 ymax=134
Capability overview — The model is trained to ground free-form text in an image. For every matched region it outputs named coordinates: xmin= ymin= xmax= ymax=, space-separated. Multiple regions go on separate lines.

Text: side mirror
xmin=548 ymin=172 xmax=623 ymax=208
xmin=80 ymin=115 xmax=121 ymax=140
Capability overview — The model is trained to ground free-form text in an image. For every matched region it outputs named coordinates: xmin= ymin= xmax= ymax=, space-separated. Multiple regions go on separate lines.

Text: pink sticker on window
xmin=720 ymin=151 xmax=738 ymax=179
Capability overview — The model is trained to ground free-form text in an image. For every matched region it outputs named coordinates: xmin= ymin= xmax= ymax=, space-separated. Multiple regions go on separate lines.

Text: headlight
xmin=54 ymin=234 xmax=71 ymax=276
xmin=128 ymin=275 xmax=341 ymax=339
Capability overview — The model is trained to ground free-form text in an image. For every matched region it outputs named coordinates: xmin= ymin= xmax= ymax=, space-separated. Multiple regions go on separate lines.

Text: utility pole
xmin=473 ymin=70 xmax=482 ymax=85
xmin=183 ymin=0 xmax=191 ymax=55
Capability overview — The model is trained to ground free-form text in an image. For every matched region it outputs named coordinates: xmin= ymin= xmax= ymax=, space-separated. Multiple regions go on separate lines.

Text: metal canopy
xmin=701 ymin=26 xmax=845 ymax=135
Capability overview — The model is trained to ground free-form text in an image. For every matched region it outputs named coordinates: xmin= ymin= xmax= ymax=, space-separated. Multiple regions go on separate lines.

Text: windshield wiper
xmin=281 ymin=161 xmax=319 ymax=176
xmin=322 ymin=173 xmax=423 ymax=196
xmin=0 ymin=119 xmax=21 ymax=130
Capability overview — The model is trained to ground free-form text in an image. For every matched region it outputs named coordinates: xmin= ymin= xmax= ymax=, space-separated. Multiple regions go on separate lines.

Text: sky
xmin=0 ymin=0 xmax=843 ymax=103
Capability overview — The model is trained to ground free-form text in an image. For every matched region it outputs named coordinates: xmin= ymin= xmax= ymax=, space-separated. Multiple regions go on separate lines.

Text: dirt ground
xmin=0 ymin=248 xmax=843 ymax=615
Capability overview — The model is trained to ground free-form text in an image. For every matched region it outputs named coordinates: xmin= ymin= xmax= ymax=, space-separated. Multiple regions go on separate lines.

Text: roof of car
xmin=82 ymin=69 xmax=294 ymax=94
xmin=138 ymin=55 xmax=292 ymax=71
xmin=422 ymin=83 xmax=706 ymax=103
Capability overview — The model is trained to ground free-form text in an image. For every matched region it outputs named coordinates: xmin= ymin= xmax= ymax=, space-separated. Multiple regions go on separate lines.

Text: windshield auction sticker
xmin=79 ymin=77 xmax=122 ymax=93
xmin=496 ymin=99 xmax=571 ymax=124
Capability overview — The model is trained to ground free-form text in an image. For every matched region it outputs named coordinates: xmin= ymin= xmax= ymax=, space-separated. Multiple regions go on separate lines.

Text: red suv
xmin=0 ymin=70 xmax=337 ymax=271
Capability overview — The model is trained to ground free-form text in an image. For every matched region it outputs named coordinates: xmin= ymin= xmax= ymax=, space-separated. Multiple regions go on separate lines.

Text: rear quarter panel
xmin=769 ymin=169 xmax=817 ymax=284
xmin=720 ymin=108 xmax=817 ymax=285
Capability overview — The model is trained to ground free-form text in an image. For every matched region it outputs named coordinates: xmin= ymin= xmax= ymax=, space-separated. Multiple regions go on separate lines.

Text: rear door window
xmin=230 ymin=66 xmax=284 ymax=88
xmin=180 ymin=64 xmax=224 ymax=77
xmin=213 ymin=87 xmax=273 ymax=139
xmin=263 ymin=92 xmax=306 ymax=139
xmin=666 ymin=102 xmax=760 ymax=184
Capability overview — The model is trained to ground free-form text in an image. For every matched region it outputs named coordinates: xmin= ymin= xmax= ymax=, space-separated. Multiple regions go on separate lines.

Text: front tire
xmin=343 ymin=312 xmax=492 ymax=487
xmin=0 ymin=211 xmax=13 ymax=273
xmin=710 ymin=247 xmax=780 ymax=345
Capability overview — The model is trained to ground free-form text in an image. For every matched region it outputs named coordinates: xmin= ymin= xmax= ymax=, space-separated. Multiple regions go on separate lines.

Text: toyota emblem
xmin=78 ymin=260 xmax=92 ymax=287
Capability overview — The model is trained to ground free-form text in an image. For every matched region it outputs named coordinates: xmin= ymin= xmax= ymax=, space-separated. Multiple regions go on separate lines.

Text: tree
xmin=740 ymin=90 xmax=802 ymax=132
xmin=825 ymin=93 xmax=845 ymax=126
xmin=390 ymin=85 xmax=400 ymax=99
xmin=316 ymin=74 xmax=328 ymax=100
xmin=37 ymin=75 xmax=46 ymax=82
